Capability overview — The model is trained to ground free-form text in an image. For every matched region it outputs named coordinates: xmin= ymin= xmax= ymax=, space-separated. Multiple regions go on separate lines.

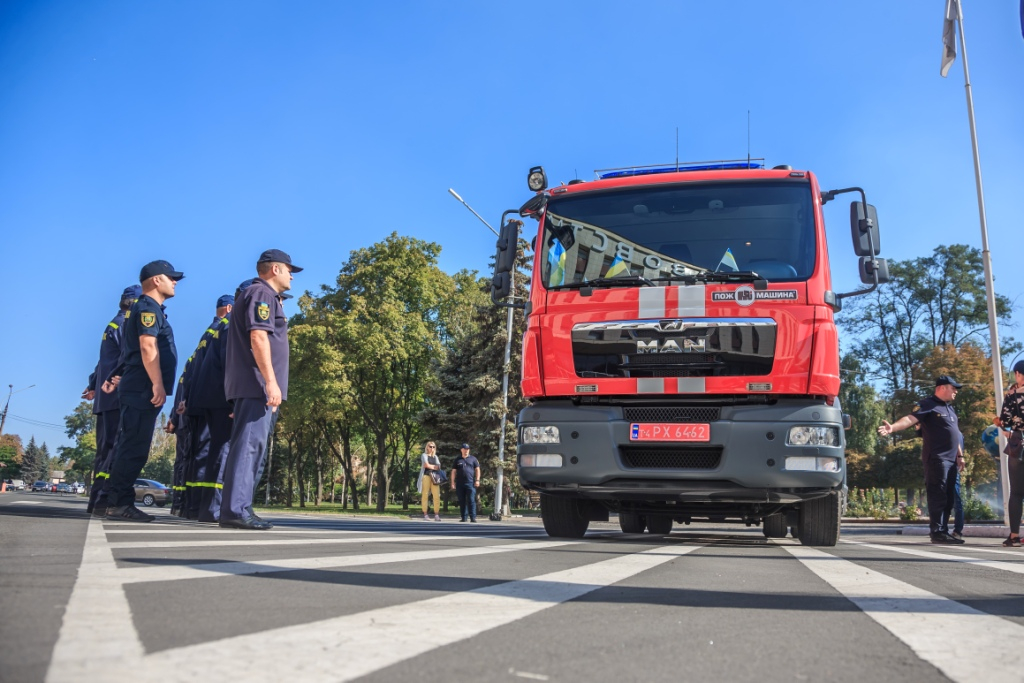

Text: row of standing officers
xmin=83 ymin=249 xmax=300 ymax=530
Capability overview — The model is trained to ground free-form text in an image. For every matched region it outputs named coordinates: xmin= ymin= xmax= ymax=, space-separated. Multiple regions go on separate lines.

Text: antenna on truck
xmin=747 ymin=110 xmax=751 ymax=168
xmin=675 ymin=127 xmax=679 ymax=171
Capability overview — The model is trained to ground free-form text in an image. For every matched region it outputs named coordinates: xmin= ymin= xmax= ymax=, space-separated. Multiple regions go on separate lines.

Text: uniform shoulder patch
xmin=140 ymin=312 xmax=156 ymax=328
xmin=256 ymin=302 xmax=270 ymax=321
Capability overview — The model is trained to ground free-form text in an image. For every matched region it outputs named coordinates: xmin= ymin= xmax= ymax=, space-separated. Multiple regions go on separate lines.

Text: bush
xmin=846 ymin=488 xmax=898 ymax=519
xmin=963 ymin=493 xmax=996 ymax=521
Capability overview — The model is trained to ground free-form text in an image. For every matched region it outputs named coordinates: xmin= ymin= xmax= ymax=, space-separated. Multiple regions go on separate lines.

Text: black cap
xmin=216 ymin=294 xmax=235 ymax=308
xmin=935 ymin=375 xmax=963 ymax=389
xmin=257 ymin=249 xmax=303 ymax=273
xmin=1013 ymin=360 xmax=1024 ymax=375
xmin=121 ymin=284 xmax=142 ymax=301
xmin=461 ymin=443 xmax=470 ymax=450
xmin=139 ymin=260 xmax=185 ymax=283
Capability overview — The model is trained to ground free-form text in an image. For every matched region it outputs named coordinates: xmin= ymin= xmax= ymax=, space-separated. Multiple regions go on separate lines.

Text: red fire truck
xmin=491 ymin=161 xmax=887 ymax=546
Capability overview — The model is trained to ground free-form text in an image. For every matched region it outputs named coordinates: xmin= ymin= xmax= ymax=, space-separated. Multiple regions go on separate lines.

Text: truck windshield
xmin=541 ymin=181 xmax=815 ymax=288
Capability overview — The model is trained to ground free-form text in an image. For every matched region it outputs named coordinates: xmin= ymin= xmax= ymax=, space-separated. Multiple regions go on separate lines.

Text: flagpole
xmin=953 ymin=0 xmax=1008 ymax=524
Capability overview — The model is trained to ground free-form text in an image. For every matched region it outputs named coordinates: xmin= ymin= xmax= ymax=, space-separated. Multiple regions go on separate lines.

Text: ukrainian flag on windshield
xmin=605 ymin=255 xmax=629 ymax=278
xmin=716 ymin=248 xmax=739 ymax=272
xmin=548 ymin=239 xmax=566 ymax=287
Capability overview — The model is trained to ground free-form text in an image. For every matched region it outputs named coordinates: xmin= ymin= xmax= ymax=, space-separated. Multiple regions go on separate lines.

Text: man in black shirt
xmin=450 ymin=443 xmax=481 ymax=523
xmin=105 ymin=260 xmax=183 ymax=522
xmin=221 ymin=250 xmax=300 ymax=530
xmin=878 ymin=375 xmax=965 ymax=544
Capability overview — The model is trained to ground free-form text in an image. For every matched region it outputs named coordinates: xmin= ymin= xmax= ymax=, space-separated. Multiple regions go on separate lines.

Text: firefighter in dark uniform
xmin=181 ymin=293 xmax=236 ymax=521
xmin=105 ymin=260 xmax=183 ymax=522
xmin=221 ymin=250 xmax=300 ymax=530
xmin=192 ymin=282 xmax=256 ymax=522
xmin=82 ymin=284 xmax=141 ymax=515
xmin=878 ymin=375 xmax=966 ymax=544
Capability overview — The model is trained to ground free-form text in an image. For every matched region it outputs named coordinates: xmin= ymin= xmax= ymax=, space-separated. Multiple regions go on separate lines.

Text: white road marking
xmin=116 ymin=540 xmax=578 ymax=584
xmin=46 ymin=519 xmax=143 ymax=683
xmin=780 ymin=540 xmax=1024 ymax=683
xmin=108 ymin=531 xmax=546 ymax=549
xmin=7 ymin=500 xmax=43 ymax=505
xmin=841 ymin=539 xmax=1024 ymax=576
xmin=144 ymin=542 xmax=703 ymax=682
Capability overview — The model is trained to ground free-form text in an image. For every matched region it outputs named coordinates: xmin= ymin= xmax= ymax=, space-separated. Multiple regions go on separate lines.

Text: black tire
xmin=141 ymin=493 xmax=155 ymax=507
xmin=540 ymin=494 xmax=589 ymax=538
xmin=645 ymin=515 xmax=673 ymax=535
xmin=762 ymin=513 xmax=788 ymax=538
xmin=156 ymin=502 xmax=166 ymax=508
xmin=797 ymin=492 xmax=841 ymax=546
xmin=619 ymin=511 xmax=647 ymax=533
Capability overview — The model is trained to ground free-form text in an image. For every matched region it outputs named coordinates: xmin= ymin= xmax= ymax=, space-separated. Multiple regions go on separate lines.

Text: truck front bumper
xmin=517 ymin=399 xmax=845 ymax=505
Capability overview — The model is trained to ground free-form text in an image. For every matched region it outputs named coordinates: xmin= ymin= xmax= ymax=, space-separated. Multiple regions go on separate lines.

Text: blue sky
xmin=1 ymin=1 xmax=1022 ymax=449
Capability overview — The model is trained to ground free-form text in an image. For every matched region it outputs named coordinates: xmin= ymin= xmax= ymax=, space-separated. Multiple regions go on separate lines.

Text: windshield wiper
xmin=651 ymin=270 xmax=769 ymax=288
xmin=549 ymin=275 xmax=656 ymax=292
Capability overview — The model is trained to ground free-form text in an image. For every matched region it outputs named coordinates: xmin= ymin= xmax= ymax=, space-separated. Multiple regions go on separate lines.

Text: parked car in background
xmin=134 ymin=479 xmax=170 ymax=507
xmin=30 ymin=481 xmax=49 ymax=492
xmin=55 ymin=483 xmax=72 ymax=494
xmin=73 ymin=482 xmax=86 ymax=494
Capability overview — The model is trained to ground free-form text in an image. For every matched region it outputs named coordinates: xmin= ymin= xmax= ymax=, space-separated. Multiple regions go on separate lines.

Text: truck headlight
xmin=785 ymin=456 xmax=841 ymax=472
xmin=520 ymin=454 xmax=563 ymax=468
xmin=786 ymin=426 xmax=839 ymax=447
xmin=522 ymin=426 xmax=560 ymax=444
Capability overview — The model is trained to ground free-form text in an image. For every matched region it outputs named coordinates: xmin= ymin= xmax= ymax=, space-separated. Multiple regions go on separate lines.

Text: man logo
xmin=636 ymin=337 xmax=706 ymax=353
xmin=256 ymin=302 xmax=270 ymax=321
xmin=140 ymin=312 xmax=156 ymax=328
xmin=735 ymin=285 xmax=755 ymax=307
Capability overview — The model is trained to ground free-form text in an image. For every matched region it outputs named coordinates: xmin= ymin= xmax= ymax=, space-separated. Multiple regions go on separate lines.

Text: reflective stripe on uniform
xmin=95 ymin=472 xmax=109 ymax=479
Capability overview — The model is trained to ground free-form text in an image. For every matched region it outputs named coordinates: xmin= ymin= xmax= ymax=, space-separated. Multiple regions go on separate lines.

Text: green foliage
xmin=57 ymin=401 xmax=97 ymax=480
xmin=140 ymin=414 xmax=174 ymax=485
xmin=839 ymin=354 xmax=886 ymax=456
xmin=962 ymin=492 xmax=995 ymax=521
xmin=846 ymin=488 xmax=897 ymax=519
xmin=21 ymin=436 xmax=51 ymax=482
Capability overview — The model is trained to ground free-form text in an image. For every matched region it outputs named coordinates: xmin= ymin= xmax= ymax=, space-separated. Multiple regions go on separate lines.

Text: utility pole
xmin=449 ymin=188 xmax=515 ymax=519
xmin=0 ymin=384 xmax=36 ymax=436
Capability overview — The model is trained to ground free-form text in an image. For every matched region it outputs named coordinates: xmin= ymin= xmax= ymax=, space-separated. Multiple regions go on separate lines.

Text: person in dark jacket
xmin=995 ymin=360 xmax=1024 ymax=546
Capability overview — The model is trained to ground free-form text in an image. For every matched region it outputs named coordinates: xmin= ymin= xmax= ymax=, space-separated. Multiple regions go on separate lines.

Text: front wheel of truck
xmin=540 ymin=494 xmax=589 ymax=538
xmin=645 ymin=515 xmax=673 ymax=535
xmin=618 ymin=511 xmax=646 ymax=534
xmin=797 ymin=492 xmax=841 ymax=546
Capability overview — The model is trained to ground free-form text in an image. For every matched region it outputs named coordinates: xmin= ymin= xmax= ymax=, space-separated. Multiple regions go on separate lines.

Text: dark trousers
xmin=185 ymin=414 xmax=209 ymax=514
xmin=456 ymin=482 xmax=477 ymax=521
xmin=952 ymin=471 xmax=964 ymax=534
xmin=221 ymin=398 xmax=273 ymax=522
xmin=171 ymin=417 xmax=192 ymax=510
xmin=1009 ymin=455 xmax=1024 ymax=535
xmin=107 ymin=398 xmax=161 ymax=509
xmin=199 ymin=408 xmax=232 ymax=522
xmin=925 ymin=458 xmax=958 ymax=535
xmin=88 ymin=409 xmax=120 ymax=510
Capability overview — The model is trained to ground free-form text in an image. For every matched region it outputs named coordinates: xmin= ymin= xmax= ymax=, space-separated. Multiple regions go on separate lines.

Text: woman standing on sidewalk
xmin=418 ymin=442 xmax=443 ymax=521
xmin=996 ymin=361 xmax=1024 ymax=547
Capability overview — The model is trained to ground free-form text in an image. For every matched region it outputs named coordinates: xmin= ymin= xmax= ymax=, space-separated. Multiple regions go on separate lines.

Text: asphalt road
xmin=2 ymin=490 xmax=1023 ymax=683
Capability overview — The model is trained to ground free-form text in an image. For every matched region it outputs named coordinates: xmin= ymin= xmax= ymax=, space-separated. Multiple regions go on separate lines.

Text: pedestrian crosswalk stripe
xmin=779 ymin=540 xmax=1024 ymax=683
xmin=840 ymin=539 xmax=1024 ymax=576
xmin=116 ymin=539 xmax=580 ymax=585
xmin=142 ymin=541 xmax=703 ymax=682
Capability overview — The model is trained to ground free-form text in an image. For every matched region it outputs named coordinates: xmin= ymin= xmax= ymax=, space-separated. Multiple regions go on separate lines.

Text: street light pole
xmin=449 ymin=188 xmax=515 ymax=519
xmin=0 ymin=384 xmax=36 ymax=436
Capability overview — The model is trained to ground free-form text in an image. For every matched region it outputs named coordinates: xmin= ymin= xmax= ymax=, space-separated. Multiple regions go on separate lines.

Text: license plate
xmin=629 ymin=423 xmax=711 ymax=442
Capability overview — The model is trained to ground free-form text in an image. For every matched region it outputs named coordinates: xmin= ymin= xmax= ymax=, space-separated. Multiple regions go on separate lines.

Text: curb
xmin=901 ymin=524 xmax=1009 ymax=538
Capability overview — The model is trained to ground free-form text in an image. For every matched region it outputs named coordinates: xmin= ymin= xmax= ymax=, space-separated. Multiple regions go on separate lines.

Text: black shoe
xmin=219 ymin=516 xmax=271 ymax=530
xmin=106 ymin=505 xmax=154 ymax=523
xmin=459 ymin=518 xmax=467 ymax=522
xmin=245 ymin=506 xmax=273 ymax=528
xmin=1002 ymin=535 xmax=1021 ymax=547
xmin=91 ymin=504 xmax=108 ymax=518
xmin=470 ymin=519 xmax=477 ymax=523
xmin=930 ymin=532 xmax=963 ymax=545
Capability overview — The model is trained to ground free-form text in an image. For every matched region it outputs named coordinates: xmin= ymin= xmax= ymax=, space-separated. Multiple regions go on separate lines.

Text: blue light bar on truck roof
xmin=596 ymin=159 xmax=765 ymax=180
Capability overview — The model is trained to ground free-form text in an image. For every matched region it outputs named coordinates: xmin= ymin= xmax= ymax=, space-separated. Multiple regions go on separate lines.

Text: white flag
xmin=941 ymin=0 xmax=958 ymax=77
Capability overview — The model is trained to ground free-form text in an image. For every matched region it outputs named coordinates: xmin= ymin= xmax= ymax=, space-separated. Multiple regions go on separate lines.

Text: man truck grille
xmin=620 ymin=446 xmax=723 ymax=470
xmin=623 ymin=407 xmax=721 ymax=423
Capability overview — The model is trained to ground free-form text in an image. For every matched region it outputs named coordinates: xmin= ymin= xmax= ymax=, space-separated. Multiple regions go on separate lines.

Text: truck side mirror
xmin=859 ymin=257 xmax=889 ymax=285
xmin=494 ymin=220 xmax=520 ymax=275
xmin=850 ymin=202 xmax=880 ymax=256
xmin=491 ymin=271 xmax=511 ymax=303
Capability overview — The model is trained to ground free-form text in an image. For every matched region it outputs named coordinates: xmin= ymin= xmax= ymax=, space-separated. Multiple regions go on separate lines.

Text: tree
xmin=839 ymin=244 xmax=1017 ymax=400
xmin=21 ymin=436 xmax=49 ymax=482
xmin=58 ymin=401 xmax=97 ymax=483
xmin=324 ymin=233 xmax=451 ymax=511
xmin=0 ymin=434 xmax=24 ymax=479
xmin=141 ymin=414 xmax=175 ymax=484
xmin=838 ymin=354 xmax=886 ymax=457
